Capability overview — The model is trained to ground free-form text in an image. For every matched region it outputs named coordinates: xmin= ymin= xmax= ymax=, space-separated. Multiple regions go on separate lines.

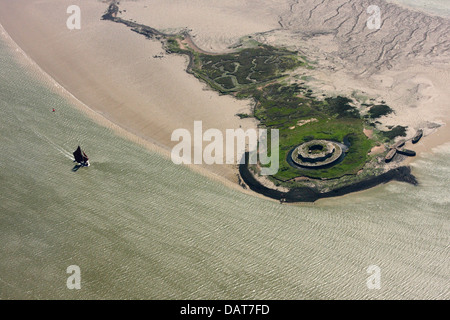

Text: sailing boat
xmin=73 ymin=146 xmax=90 ymax=167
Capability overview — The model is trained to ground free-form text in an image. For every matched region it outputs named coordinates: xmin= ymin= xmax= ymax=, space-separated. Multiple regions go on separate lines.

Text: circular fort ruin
xmin=291 ymin=140 xmax=343 ymax=168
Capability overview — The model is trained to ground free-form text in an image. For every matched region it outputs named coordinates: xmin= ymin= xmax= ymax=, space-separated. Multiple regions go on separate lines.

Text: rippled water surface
xmin=0 ymin=37 xmax=448 ymax=299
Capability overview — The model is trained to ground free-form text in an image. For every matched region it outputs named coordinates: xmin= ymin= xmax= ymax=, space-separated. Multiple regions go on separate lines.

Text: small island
xmin=102 ymin=3 xmax=419 ymax=202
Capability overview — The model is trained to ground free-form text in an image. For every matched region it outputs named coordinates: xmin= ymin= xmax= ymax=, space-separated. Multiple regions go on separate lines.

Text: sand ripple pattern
xmin=277 ymin=0 xmax=450 ymax=74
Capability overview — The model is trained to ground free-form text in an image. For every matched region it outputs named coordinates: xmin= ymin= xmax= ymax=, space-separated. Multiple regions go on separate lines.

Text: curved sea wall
xmin=239 ymin=153 xmax=418 ymax=203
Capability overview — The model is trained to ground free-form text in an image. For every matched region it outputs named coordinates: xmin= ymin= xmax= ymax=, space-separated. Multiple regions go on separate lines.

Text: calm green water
xmin=0 ymin=37 xmax=448 ymax=299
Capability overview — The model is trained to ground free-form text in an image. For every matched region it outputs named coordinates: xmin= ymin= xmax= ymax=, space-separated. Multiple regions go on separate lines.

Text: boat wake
xmin=32 ymin=128 xmax=74 ymax=161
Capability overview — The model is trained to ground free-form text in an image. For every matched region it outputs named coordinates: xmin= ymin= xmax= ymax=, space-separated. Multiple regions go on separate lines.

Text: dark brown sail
xmin=73 ymin=146 xmax=84 ymax=163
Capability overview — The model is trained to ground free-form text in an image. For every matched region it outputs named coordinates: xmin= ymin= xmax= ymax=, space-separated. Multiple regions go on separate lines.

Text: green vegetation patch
xmin=236 ymin=82 xmax=376 ymax=180
xmin=273 ymin=118 xmax=374 ymax=180
xmin=191 ymin=45 xmax=304 ymax=93
xmin=322 ymin=96 xmax=360 ymax=119
xmin=380 ymin=125 xmax=407 ymax=140
xmin=236 ymin=113 xmax=251 ymax=119
xmin=368 ymin=104 xmax=394 ymax=119
xmin=166 ymin=37 xmax=185 ymax=54
xmin=215 ymin=76 xmax=235 ymax=90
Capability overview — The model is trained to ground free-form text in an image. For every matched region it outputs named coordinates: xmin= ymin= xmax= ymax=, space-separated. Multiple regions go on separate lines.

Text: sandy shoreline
xmin=0 ymin=21 xmax=263 ymax=200
xmin=0 ymin=0 xmax=261 ymax=185
xmin=0 ymin=0 xmax=448 ymax=200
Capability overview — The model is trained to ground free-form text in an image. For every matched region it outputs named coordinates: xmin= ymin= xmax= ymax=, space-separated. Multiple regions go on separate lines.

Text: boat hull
xmin=412 ymin=130 xmax=423 ymax=144
xmin=397 ymin=149 xmax=416 ymax=157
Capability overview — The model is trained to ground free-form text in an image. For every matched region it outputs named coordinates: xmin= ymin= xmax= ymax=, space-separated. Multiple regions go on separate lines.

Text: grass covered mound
xmin=235 ymin=82 xmax=376 ymax=179
xmin=275 ymin=119 xmax=374 ymax=180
